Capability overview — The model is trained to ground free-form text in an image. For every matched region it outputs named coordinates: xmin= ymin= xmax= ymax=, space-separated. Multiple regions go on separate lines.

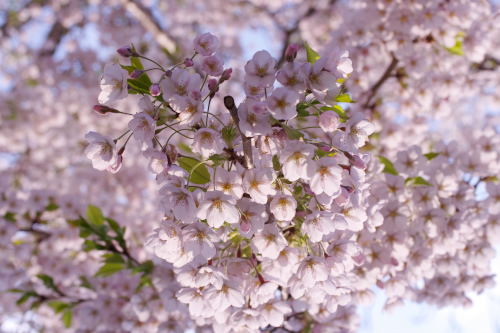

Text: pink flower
xmin=309 ymin=157 xmax=343 ymax=196
xmin=266 ymin=87 xmax=300 ymax=120
xmin=84 ymin=131 xmax=118 ymax=171
xmin=319 ymin=111 xmax=340 ymax=132
xmin=278 ymin=141 xmax=317 ymax=181
xmin=238 ymin=99 xmax=273 ymax=137
xmin=197 ymin=191 xmax=239 ymax=228
xmin=98 ymin=63 xmax=128 ymax=104
xmin=182 ymin=222 xmax=219 ymax=259
xmin=244 ymin=50 xmax=277 ymax=88
xmin=160 ymin=68 xmax=202 ymax=101
xmin=251 ymin=224 xmax=288 ymax=259
xmin=193 ymin=32 xmax=219 ymax=56
xmin=202 ymin=54 xmax=224 ymax=76
xmin=191 ymin=128 xmax=225 ymax=158
xmin=128 ymin=113 xmax=156 ymax=147
xmin=270 ymin=194 xmax=297 ymax=221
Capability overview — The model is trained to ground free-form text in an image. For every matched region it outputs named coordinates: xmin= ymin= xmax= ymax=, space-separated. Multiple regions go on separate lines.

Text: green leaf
xmin=47 ymin=301 xmax=70 ymax=314
xmin=336 ymin=94 xmax=356 ymax=103
xmin=62 ymin=309 xmax=72 ymax=328
xmin=377 ymin=156 xmax=399 ymax=175
xmin=423 ymin=152 xmax=440 ymax=161
xmin=86 ymin=205 xmax=104 ymax=226
xmin=4 ymin=212 xmax=16 ymax=223
xmin=82 ymin=240 xmax=97 ymax=252
xmin=177 ymin=157 xmax=211 ymax=185
xmin=102 ymin=253 xmax=125 ymax=264
xmin=296 ymin=102 xmax=313 ymax=117
xmin=406 ymin=176 xmax=432 ymax=186
xmin=305 ymin=42 xmax=320 ymax=65
xmin=321 ymin=105 xmax=348 ymax=123
xmin=444 ymin=39 xmax=464 ymax=56
xmin=95 ymin=262 xmax=125 ymax=278
xmin=208 ymin=154 xmax=227 ymax=167
xmin=36 ymin=274 xmax=57 ymax=291
xmin=16 ymin=291 xmax=38 ymax=305
xmin=130 ymin=260 xmax=154 ymax=276
xmin=278 ymin=123 xmax=304 ymax=140
xmin=79 ymin=276 xmax=94 ymax=290
xmin=45 ymin=202 xmax=59 ymax=211
xmin=105 ymin=218 xmax=123 ymax=238
xmin=272 ymin=155 xmax=281 ymax=172
xmin=127 ymin=78 xmax=151 ymax=95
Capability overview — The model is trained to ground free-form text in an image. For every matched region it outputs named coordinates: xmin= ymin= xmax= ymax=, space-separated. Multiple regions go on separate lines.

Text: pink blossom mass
xmin=1 ymin=0 xmax=500 ymax=332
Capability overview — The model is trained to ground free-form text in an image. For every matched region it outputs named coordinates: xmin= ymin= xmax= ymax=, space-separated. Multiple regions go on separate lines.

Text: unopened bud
xmin=150 ymin=83 xmax=161 ymax=96
xmin=93 ymin=105 xmax=119 ymax=115
xmin=207 ymin=79 xmax=219 ymax=99
xmin=220 ymin=68 xmax=232 ymax=83
xmin=285 ymin=43 xmax=298 ymax=62
xmin=183 ymin=58 xmax=194 ymax=67
xmin=165 ymin=70 xmax=172 ymax=77
xmin=117 ymin=46 xmax=139 ymax=57
xmin=118 ymin=146 xmax=126 ymax=155
xmin=351 ymin=155 xmax=367 ymax=170
xmin=130 ymin=69 xmax=145 ymax=79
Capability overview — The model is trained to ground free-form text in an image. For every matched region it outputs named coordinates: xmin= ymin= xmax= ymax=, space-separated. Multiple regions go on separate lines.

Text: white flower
xmin=203 ymin=281 xmax=245 ymax=312
xmin=128 ymin=112 xmax=156 ymax=146
xmin=84 ymin=131 xmax=118 ymax=171
xmin=276 ymin=62 xmax=307 ymax=96
xmin=251 ymin=224 xmax=288 ymax=259
xmin=332 ymin=204 xmax=367 ymax=232
xmin=143 ymin=148 xmax=167 ymax=174
xmin=270 ymin=194 xmax=297 ymax=221
xmin=195 ymin=265 xmax=226 ymax=289
xmin=160 ymin=68 xmax=202 ymax=101
xmin=197 ymin=191 xmax=239 ymax=228
xmin=160 ymin=186 xmax=197 ymax=222
xmin=98 ymin=63 xmax=128 ymax=104
xmin=257 ymin=300 xmax=292 ymax=327
xmin=170 ymin=90 xmax=203 ymax=126
xmin=278 ymin=141 xmax=316 ymax=181
xmin=176 ymin=288 xmax=207 ymax=317
xmin=266 ymin=87 xmax=300 ymax=120
xmin=182 ymin=222 xmax=219 ymax=259
xmin=202 ymin=54 xmax=224 ymax=76
xmin=324 ymin=49 xmax=353 ymax=79
xmin=301 ymin=211 xmax=347 ymax=243
xmin=194 ymin=32 xmax=219 ymax=56
xmin=244 ymin=50 xmax=277 ymax=88
xmin=332 ymin=113 xmax=374 ymax=151
xmin=212 ymin=168 xmax=244 ymax=199
xmin=238 ymin=99 xmax=273 ymax=137
xmin=319 ymin=111 xmax=340 ymax=132
xmin=237 ymin=198 xmax=268 ymax=238
xmin=144 ymin=220 xmax=182 ymax=259
xmin=138 ymin=96 xmax=155 ymax=116
xmin=296 ymin=256 xmax=329 ymax=288
xmin=310 ymin=157 xmax=343 ymax=196
xmin=242 ymin=168 xmax=277 ymax=204
xmin=191 ymin=128 xmax=225 ymax=158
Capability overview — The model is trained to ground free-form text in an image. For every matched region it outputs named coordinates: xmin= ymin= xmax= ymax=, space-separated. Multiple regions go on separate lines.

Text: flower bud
xmin=183 ymin=58 xmax=194 ymax=67
xmin=93 ymin=105 xmax=119 ymax=115
xmin=190 ymin=90 xmax=201 ymax=100
xmin=150 ymin=84 xmax=161 ymax=96
xmin=351 ymin=155 xmax=367 ymax=170
xmin=207 ymin=79 xmax=219 ymax=99
xmin=107 ymin=155 xmax=123 ymax=174
xmin=285 ymin=43 xmax=298 ymax=62
xmin=117 ymin=46 xmax=138 ymax=57
xmin=220 ymin=68 xmax=232 ymax=83
xmin=165 ymin=70 xmax=173 ymax=77
xmin=130 ymin=69 xmax=145 ymax=79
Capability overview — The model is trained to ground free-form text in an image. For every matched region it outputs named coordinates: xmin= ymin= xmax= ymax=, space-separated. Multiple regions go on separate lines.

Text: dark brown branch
xmin=119 ymin=0 xmax=177 ymax=53
xmin=224 ymin=96 xmax=254 ymax=169
xmin=363 ymin=53 xmax=399 ymax=109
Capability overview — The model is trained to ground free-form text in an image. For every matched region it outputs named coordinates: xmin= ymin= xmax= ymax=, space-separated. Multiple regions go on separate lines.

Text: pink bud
xmin=150 ymin=84 xmax=161 ymax=96
xmin=130 ymin=69 xmax=145 ymax=79
xmin=207 ymin=79 xmax=219 ymax=99
xmin=183 ymin=58 xmax=194 ymax=67
xmin=220 ymin=68 xmax=232 ymax=82
xmin=107 ymin=155 xmax=123 ymax=174
xmin=117 ymin=46 xmax=138 ymax=57
xmin=351 ymin=155 xmax=367 ymax=170
xmin=190 ymin=90 xmax=201 ymax=100
xmin=165 ymin=70 xmax=172 ymax=77
xmin=285 ymin=43 xmax=298 ymax=62
xmin=376 ymin=280 xmax=385 ymax=289
xmin=93 ymin=105 xmax=119 ymax=115
xmin=352 ymin=252 xmax=365 ymax=266
xmin=390 ymin=257 xmax=399 ymax=266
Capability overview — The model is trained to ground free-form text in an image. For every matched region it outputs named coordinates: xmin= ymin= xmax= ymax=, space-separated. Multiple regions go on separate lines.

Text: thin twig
xmin=223 ymin=96 xmax=254 ymax=169
xmin=363 ymin=53 xmax=399 ymax=109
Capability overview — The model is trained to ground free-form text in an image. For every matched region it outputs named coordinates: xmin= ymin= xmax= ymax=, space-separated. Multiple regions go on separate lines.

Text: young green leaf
xmin=305 ymin=42 xmax=320 ymax=65
xmin=177 ymin=157 xmax=211 ymax=185
xmin=377 ymin=156 xmax=399 ymax=175
xmin=86 ymin=205 xmax=104 ymax=226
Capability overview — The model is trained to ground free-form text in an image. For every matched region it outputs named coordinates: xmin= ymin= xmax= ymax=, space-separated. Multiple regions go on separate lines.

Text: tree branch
xmin=363 ymin=53 xmax=399 ymax=109
xmin=224 ymin=96 xmax=254 ymax=169
xmin=119 ymin=0 xmax=177 ymax=53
